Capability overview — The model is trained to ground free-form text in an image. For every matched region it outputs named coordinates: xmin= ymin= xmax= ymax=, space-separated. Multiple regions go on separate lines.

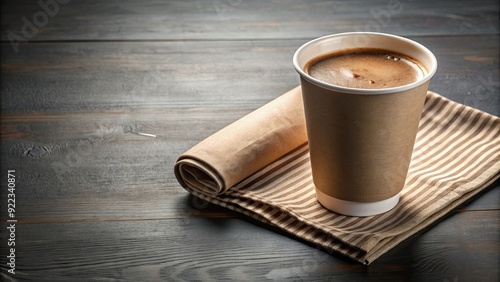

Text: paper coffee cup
xmin=293 ymin=32 xmax=437 ymax=216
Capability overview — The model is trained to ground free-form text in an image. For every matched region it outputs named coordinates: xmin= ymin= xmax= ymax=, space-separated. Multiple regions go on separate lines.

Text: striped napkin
xmin=174 ymin=86 xmax=500 ymax=265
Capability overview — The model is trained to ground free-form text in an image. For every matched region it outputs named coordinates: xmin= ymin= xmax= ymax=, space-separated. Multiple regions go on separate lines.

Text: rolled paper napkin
xmin=174 ymin=86 xmax=500 ymax=265
xmin=175 ymin=86 xmax=307 ymax=195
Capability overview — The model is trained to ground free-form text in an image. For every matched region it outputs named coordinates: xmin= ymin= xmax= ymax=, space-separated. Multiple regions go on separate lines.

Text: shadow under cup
xmin=293 ymin=32 xmax=438 ymax=217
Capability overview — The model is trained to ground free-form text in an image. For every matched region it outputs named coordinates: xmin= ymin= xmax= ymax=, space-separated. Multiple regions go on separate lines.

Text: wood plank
xmin=1 ymin=36 xmax=499 ymax=115
xmin=0 ymin=107 xmax=498 ymax=223
xmin=1 ymin=0 xmax=498 ymax=43
xmin=365 ymin=210 xmax=500 ymax=281
xmin=0 ymin=210 xmax=498 ymax=281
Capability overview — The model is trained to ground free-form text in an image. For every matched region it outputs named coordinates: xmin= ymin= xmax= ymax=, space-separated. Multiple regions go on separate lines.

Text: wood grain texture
xmin=0 ymin=211 xmax=498 ymax=281
xmin=1 ymin=36 xmax=499 ymax=114
xmin=1 ymin=0 xmax=498 ymax=41
xmin=0 ymin=106 xmax=499 ymax=224
xmin=0 ymin=0 xmax=499 ymax=280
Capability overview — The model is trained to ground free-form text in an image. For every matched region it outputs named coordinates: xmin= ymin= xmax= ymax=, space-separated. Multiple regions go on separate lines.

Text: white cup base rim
xmin=315 ymin=188 xmax=400 ymax=217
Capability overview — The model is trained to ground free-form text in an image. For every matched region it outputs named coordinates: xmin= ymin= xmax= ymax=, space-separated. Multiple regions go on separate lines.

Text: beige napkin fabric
xmin=174 ymin=86 xmax=500 ymax=265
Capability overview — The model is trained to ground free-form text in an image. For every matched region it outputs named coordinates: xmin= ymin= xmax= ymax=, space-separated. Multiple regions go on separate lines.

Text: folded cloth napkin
xmin=174 ymin=86 xmax=500 ymax=265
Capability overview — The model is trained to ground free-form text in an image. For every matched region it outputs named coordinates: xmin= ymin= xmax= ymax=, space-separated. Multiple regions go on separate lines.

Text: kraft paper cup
xmin=293 ymin=32 xmax=437 ymax=216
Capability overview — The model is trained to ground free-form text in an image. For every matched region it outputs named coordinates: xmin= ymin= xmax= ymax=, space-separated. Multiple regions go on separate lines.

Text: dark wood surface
xmin=1 ymin=0 xmax=499 ymax=281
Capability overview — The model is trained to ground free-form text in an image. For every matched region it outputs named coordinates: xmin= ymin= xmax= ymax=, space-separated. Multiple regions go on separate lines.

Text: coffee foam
xmin=306 ymin=48 xmax=427 ymax=89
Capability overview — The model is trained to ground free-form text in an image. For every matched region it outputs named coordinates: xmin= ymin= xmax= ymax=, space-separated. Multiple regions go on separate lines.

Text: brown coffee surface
xmin=306 ymin=48 xmax=426 ymax=89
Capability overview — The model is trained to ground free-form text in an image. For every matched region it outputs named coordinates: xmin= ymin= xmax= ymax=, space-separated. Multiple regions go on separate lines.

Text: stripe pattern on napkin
xmin=183 ymin=91 xmax=500 ymax=265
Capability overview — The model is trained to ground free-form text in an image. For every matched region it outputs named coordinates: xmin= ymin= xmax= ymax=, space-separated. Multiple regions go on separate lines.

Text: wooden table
xmin=1 ymin=1 xmax=498 ymax=281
